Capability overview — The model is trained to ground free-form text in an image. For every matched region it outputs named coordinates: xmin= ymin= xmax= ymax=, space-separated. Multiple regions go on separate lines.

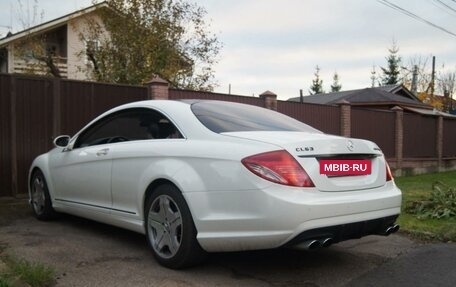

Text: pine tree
xmin=309 ymin=65 xmax=324 ymax=94
xmin=330 ymin=72 xmax=342 ymax=92
xmin=381 ymin=43 xmax=402 ymax=85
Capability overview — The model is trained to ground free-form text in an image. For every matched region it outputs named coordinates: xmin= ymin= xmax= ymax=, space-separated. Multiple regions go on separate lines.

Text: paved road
xmin=0 ymin=199 xmax=454 ymax=287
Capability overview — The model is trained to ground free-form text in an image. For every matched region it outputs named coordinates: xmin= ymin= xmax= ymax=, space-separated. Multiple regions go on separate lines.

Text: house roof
xmin=0 ymin=2 xmax=107 ymax=47
xmin=288 ymin=85 xmax=431 ymax=109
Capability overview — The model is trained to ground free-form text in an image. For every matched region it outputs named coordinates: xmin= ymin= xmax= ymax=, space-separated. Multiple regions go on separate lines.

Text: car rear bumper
xmin=184 ymin=181 xmax=402 ymax=252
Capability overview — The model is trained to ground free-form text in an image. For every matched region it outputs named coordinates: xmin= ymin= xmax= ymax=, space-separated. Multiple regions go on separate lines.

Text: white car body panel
xmin=29 ymin=100 xmax=402 ymax=252
xmin=50 ymin=145 xmax=113 ymax=209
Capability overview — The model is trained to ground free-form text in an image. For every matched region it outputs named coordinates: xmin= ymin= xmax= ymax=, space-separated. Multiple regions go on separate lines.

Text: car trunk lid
xmin=223 ymin=131 xmax=386 ymax=191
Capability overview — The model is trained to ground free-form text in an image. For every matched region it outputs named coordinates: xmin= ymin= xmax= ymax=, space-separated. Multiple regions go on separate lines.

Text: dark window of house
xmin=74 ymin=108 xmax=182 ymax=148
xmin=190 ymin=101 xmax=321 ymax=134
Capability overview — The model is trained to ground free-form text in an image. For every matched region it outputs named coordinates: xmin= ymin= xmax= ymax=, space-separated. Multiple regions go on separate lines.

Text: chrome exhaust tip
xmin=385 ymin=226 xmax=394 ymax=235
xmin=321 ymin=238 xmax=333 ymax=248
xmin=384 ymin=224 xmax=400 ymax=236
xmin=295 ymin=239 xmax=321 ymax=250
xmin=391 ymin=224 xmax=400 ymax=233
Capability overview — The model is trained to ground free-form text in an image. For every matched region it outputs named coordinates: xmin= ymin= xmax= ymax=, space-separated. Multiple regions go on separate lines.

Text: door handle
xmin=96 ymin=148 xmax=109 ymax=156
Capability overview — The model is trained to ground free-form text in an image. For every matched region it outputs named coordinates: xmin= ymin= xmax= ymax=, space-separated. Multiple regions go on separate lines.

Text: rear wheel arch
xmin=143 ymin=179 xmax=181 ymax=216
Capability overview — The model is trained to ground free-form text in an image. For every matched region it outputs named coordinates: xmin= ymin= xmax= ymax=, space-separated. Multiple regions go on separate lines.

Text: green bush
xmin=406 ymin=181 xmax=456 ymax=219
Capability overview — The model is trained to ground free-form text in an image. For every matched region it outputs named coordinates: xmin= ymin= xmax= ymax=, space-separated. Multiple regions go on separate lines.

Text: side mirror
xmin=53 ymin=135 xmax=70 ymax=148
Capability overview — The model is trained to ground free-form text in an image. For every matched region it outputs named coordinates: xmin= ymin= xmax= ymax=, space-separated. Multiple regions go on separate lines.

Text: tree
xmin=13 ymin=0 xmax=63 ymax=77
xmin=309 ymin=65 xmax=324 ymax=94
xmin=400 ymin=55 xmax=432 ymax=94
xmin=15 ymin=35 xmax=62 ymax=77
xmin=330 ymin=72 xmax=342 ymax=92
xmin=381 ymin=42 xmax=401 ymax=85
xmin=438 ymin=67 xmax=456 ymax=112
xmin=417 ymin=92 xmax=443 ymax=111
xmin=79 ymin=0 xmax=221 ymax=91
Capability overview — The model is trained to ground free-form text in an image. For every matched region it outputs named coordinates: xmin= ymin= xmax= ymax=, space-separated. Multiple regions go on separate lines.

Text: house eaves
xmin=402 ymin=106 xmax=456 ymax=118
xmin=0 ymin=1 xmax=108 ymax=48
xmin=349 ymin=101 xmax=433 ymax=110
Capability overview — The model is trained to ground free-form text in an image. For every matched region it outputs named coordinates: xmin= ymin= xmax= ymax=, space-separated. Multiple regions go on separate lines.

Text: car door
xmin=109 ymin=108 xmax=185 ymax=216
xmin=50 ymin=109 xmax=145 ymax=212
xmin=50 ymin=144 xmax=113 ymax=211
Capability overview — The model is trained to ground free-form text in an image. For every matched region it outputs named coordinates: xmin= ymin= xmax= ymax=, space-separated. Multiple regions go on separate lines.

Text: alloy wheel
xmin=147 ymin=195 xmax=183 ymax=259
xmin=32 ymin=176 xmax=46 ymax=215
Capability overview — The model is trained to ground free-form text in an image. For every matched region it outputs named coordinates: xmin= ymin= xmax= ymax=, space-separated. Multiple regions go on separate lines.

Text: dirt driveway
xmin=0 ymin=198 xmax=453 ymax=287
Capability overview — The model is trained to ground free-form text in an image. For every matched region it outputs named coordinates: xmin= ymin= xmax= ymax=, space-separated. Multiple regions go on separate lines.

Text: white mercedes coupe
xmin=29 ymin=100 xmax=401 ymax=269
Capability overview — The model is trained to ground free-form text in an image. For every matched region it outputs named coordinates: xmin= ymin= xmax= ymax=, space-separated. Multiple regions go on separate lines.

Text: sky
xmin=1 ymin=0 xmax=456 ymax=100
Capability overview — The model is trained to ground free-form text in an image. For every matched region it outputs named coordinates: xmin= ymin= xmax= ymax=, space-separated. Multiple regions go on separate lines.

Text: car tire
xmin=30 ymin=170 xmax=57 ymax=220
xmin=145 ymin=183 xmax=206 ymax=269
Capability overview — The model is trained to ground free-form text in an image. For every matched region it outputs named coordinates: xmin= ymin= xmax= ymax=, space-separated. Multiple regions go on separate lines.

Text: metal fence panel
xmin=443 ymin=119 xmax=456 ymax=157
xmin=60 ymin=80 xmax=95 ymax=135
xmin=169 ymin=89 xmax=265 ymax=107
xmin=351 ymin=108 xmax=396 ymax=158
xmin=277 ymin=101 xmax=340 ymax=135
xmin=0 ymin=74 xmax=12 ymax=196
xmin=60 ymin=80 xmax=147 ymax=136
xmin=14 ymin=76 xmax=54 ymax=195
xmin=92 ymin=82 xmax=148 ymax=116
xmin=403 ymin=113 xmax=437 ymax=158
xmin=1 ymin=73 xmax=455 ymax=196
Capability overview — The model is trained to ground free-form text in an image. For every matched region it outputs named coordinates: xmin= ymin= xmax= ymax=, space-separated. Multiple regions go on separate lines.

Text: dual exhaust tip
xmin=297 ymin=237 xmax=334 ymax=250
xmin=296 ymin=224 xmax=400 ymax=250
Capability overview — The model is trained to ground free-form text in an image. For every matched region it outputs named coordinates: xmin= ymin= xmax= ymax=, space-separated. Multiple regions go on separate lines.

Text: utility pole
xmin=299 ymin=89 xmax=303 ymax=103
xmin=411 ymin=65 xmax=418 ymax=95
xmin=370 ymin=65 xmax=376 ymax=88
xmin=430 ymin=56 xmax=436 ymax=96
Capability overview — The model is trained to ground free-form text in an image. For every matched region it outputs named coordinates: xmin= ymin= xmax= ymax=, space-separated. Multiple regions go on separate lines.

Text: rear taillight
xmin=386 ymin=162 xmax=393 ymax=181
xmin=241 ymin=150 xmax=315 ymax=187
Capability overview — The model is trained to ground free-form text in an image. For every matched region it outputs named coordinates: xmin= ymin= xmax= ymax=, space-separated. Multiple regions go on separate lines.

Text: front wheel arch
xmin=29 ymin=168 xmax=57 ymax=220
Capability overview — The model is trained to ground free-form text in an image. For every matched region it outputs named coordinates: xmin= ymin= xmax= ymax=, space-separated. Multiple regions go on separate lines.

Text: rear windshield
xmin=190 ymin=101 xmax=321 ymax=134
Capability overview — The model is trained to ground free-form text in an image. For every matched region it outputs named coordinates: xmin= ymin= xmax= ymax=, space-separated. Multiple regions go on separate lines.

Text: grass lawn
xmin=0 ymin=255 xmax=54 ymax=287
xmin=395 ymin=170 xmax=456 ymax=242
xmin=0 ymin=243 xmax=54 ymax=287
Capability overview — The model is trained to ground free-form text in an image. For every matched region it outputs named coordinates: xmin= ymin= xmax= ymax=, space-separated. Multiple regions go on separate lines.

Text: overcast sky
xmin=1 ymin=0 xmax=456 ymax=99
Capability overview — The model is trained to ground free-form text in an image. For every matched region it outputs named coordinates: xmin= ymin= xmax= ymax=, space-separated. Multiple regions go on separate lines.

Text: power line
xmin=434 ymin=0 xmax=456 ymax=14
xmin=377 ymin=0 xmax=456 ymax=38
xmin=430 ymin=0 xmax=456 ymax=17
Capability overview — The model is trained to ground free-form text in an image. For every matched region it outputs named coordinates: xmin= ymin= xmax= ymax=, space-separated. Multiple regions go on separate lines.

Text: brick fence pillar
xmin=391 ymin=106 xmax=404 ymax=176
xmin=338 ymin=100 xmax=351 ymax=137
xmin=436 ymin=116 xmax=443 ymax=171
xmin=260 ymin=90 xmax=277 ymax=110
xmin=145 ymin=76 xmax=169 ymax=100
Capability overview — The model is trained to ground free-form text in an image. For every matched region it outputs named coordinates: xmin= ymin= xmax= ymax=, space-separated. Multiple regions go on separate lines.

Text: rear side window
xmin=190 ymin=101 xmax=321 ymax=133
xmin=74 ymin=108 xmax=182 ymax=148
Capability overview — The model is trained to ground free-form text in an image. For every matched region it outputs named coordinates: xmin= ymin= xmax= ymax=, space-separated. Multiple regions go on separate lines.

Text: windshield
xmin=190 ymin=101 xmax=321 ymax=134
